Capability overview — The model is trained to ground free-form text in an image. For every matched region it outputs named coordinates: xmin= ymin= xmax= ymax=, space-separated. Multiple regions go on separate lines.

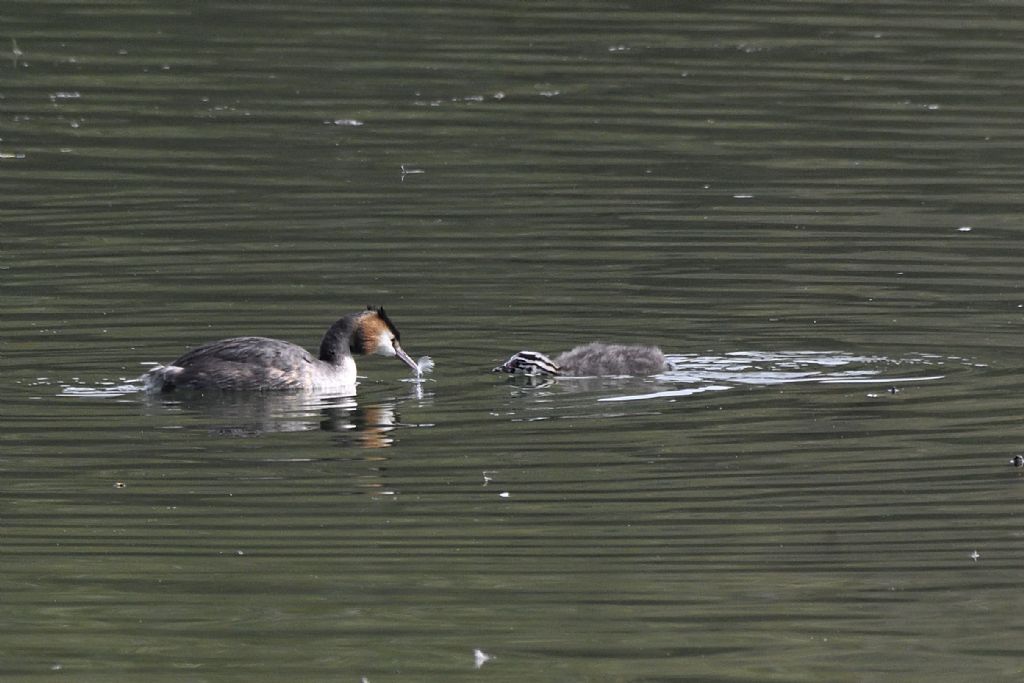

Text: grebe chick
xmin=146 ymin=306 xmax=419 ymax=392
xmin=493 ymin=342 xmax=668 ymax=377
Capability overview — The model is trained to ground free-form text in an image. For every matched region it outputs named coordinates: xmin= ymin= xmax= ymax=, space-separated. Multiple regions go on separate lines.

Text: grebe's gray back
xmin=493 ymin=342 xmax=668 ymax=377
xmin=146 ymin=306 xmax=419 ymax=392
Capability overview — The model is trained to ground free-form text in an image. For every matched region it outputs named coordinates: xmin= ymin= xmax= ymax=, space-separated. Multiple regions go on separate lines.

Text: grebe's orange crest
xmin=369 ymin=305 xmax=400 ymax=341
xmin=355 ymin=305 xmax=420 ymax=372
xmin=353 ymin=305 xmax=405 ymax=356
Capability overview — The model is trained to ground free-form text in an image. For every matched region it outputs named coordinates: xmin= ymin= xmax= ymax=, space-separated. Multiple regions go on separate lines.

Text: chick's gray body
xmin=554 ymin=342 xmax=668 ymax=376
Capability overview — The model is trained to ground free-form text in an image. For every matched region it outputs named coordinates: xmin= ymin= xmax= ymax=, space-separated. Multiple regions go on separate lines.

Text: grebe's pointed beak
xmin=394 ymin=342 xmax=419 ymax=372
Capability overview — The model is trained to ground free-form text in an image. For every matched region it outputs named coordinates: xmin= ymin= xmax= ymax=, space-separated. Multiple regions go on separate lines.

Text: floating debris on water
xmin=473 ymin=649 xmax=493 ymax=669
xmin=400 ymin=164 xmax=425 ymax=181
xmin=415 ymin=356 xmax=434 ymax=376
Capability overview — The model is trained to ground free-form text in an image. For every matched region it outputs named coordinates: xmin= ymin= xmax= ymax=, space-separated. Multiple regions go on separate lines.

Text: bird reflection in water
xmin=143 ymin=389 xmax=424 ymax=447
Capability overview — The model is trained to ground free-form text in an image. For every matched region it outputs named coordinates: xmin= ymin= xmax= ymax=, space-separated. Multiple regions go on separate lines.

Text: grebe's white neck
xmin=310 ymin=354 xmax=358 ymax=390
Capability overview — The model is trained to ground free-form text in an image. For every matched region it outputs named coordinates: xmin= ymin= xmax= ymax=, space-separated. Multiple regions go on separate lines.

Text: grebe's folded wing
xmin=152 ymin=337 xmax=319 ymax=391
xmin=171 ymin=336 xmax=315 ymax=368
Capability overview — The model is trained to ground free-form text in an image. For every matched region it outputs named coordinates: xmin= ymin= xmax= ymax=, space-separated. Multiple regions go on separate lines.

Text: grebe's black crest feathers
xmin=368 ymin=305 xmax=401 ymax=341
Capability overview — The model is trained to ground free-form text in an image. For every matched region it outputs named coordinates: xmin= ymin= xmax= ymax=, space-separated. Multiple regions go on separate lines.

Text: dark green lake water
xmin=4 ymin=1 xmax=1024 ymax=680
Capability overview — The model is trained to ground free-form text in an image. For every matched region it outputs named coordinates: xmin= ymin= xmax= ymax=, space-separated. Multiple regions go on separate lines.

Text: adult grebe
xmin=146 ymin=306 xmax=419 ymax=392
xmin=493 ymin=342 xmax=668 ymax=377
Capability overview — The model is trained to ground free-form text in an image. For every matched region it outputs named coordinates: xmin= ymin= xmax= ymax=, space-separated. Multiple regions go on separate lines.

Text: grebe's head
xmin=352 ymin=306 xmax=419 ymax=371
